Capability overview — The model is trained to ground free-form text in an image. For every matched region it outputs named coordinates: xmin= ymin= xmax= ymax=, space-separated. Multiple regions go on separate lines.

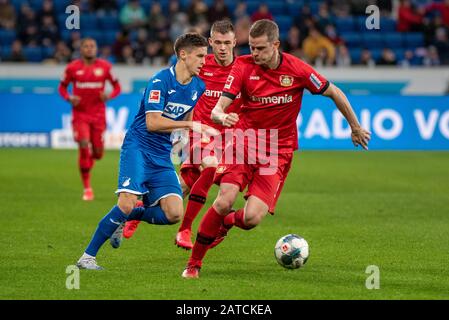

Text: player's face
xmin=81 ymin=40 xmax=98 ymax=60
xmin=209 ymin=31 xmax=236 ymax=65
xmin=249 ymin=35 xmax=280 ymax=66
xmin=183 ymin=46 xmax=208 ymax=76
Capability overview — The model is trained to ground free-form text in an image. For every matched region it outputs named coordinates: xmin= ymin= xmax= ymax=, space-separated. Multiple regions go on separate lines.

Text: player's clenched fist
xmin=68 ymin=95 xmax=81 ymax=107
xmin=222 ymin=113 xmax=239 ymax=127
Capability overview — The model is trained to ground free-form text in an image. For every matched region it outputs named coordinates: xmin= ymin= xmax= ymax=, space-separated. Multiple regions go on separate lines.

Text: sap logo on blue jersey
xmin=163 ymin=102 xmax=193 ymax=119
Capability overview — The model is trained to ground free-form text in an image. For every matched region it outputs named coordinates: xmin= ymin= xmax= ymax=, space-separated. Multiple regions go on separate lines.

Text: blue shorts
xmin=115 ymin=136 xmax=182 ymax=206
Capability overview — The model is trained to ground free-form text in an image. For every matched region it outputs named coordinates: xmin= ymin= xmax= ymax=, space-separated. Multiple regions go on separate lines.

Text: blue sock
xmin=127 ymin=205 xmax=172 ymax=225
xmin=85 ymin=206 xmax=129 ymax=257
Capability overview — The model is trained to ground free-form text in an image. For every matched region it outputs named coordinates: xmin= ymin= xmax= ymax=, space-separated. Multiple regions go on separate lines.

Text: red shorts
xmin=214 ymin=152 xmax=293 ymax=214
xmin=72 ymin=116 xmax=106 ymax=150
xmin=179 ymin=134 xmax=225 ymax=189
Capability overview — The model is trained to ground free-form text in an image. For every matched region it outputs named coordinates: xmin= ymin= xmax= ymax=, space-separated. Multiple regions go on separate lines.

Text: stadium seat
xmin=245 ymin=1 xmax=260 ymax=15
xmin=286 ymin=1 xmax=304 ymax=15
xmin=381 ymin=17 xmax=397 ymax=32
xmin=404 ymin=33 xmax=424 ymax=48
xmin=80 ymin=14 xmax=98 ymax=30
xmin=98 ymin=15 xmax=120 ymax=30
xmin=341 ymin=32 xmax=362 ymax=47
xmin=371 ymin=48 xmax=382 ymax=61
xmin=335 ymin=17 xmax=354 ymax=33
xmin=0 ymin=30 xmax=16 ymax=46
xmin=266 ymin=2 xmax=286 ymax=15
xmin=274 ymin=15 xmax=293 ymax=33
xmin=42 ymin=46 xmax=55 ymax=59
xmin=349 ymin=48 xmax=362 ymax=64
xmin=362 ymin=33 xmax=383 ymax=49
xmin=383 ymin=33 xmax=404 ymax=48
xmin=23 ymin=46 xmax=43 ymax=63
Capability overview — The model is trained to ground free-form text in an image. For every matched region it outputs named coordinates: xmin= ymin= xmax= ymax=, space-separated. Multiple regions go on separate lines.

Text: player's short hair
xmin=174 ymin=33 xmax=208 ymax=57
xmin=210 ymin=19 xmax=234 ymax=37
xmin=249 ymin=19 xmax=280 ymax=43
xmin=80 ymin=37 xmax=97 ymax=46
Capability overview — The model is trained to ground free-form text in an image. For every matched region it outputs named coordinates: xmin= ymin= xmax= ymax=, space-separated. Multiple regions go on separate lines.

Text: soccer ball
xmin=274 ymin=234 xmax=309 ymax=269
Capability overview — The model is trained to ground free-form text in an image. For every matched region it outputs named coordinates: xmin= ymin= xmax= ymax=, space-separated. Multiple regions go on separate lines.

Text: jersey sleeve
xmin=298 ymin=61 xmax=330 ymax=95
xmin=58 ymin=65 xmax=73 ymax=100
xmin=222 ymin=57 xmax=246 ymax=100
xmin=105 ymin=65 xmax=121 ymax=99
xmin=143 ymin=77 xmax=167 ymax=113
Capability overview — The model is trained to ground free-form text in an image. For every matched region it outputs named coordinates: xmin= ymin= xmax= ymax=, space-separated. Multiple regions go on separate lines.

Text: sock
xmin=224 ymin=209 xmax=253 ymax=230
xmin=189 ymin=206 xmax=224 ymax=267
xmin=179 ymin=167 xmax=216 ymax=231
xmin=85 ymin=206 xmax=128 ymax=257
xmin=127 ymin=205 xmax=171 ymax=225
xmin=79 ymin=146 xmax=93 ymax=189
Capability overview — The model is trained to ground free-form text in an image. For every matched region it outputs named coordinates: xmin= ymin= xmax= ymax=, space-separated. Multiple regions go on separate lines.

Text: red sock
xmin=79 ymin=146 xmax=93 ymax=189
xmin=180 ymin=167 xmax=216 ymax=231
xmin=224 ymin=209 xmax=253 ymax=230
xmin=189 ymin=206 xmax=224 ymax=267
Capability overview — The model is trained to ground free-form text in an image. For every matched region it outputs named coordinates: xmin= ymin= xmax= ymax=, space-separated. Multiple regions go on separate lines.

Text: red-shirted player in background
xmin=182 ymin=20 xmax=371 ymax=278
xmin=58 ymin=38 xmax=121 ymax=201
xmin=122 ymin=21 xmax=242 ymax=248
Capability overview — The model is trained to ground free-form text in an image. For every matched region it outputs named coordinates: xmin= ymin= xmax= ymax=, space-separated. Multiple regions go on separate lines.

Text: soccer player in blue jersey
xmin=76 ymin=33 xmax=216 ymax=270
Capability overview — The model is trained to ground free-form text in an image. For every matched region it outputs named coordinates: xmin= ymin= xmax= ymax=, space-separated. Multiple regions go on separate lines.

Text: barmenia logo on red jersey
xmin=250 ymin=94 xmax=293 ymax=104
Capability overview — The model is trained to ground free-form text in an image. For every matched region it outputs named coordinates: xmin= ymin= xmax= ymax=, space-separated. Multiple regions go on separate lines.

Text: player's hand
xmin=222 ymin=113 xmax=239 ymax=127
xmin=351 ymin=126 xmax=371 ymax=150
xmin=68 ymin=95 xmax=81 ymax=107
xmin=100 ymin=92 xmax=110 ymax=102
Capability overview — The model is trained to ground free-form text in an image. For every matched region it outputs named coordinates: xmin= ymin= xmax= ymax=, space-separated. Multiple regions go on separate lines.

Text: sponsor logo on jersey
xmin=250 ymin=75 xmax=260 ymax=80
xmin=280 ymin=75 xmax=293 ymax=87
xmin=122 ymin=177 xmax=131 ymax=187
xmin=205 ymin=89 xmax=222 ymax=98
xmin=163 ymin=102 xmax=193 ymax=119
xmin=309 ymin=73 xmax=322 ymax=90
xmin=75 ymin=81 xmax=103 ymax=89
xmin=224 ymin=75 xmax=234 ymax=89
xmin=75 ymin=70 xmax=84 ymax=76
xmin=250 ymin=94 xmax=293 ymax=104
xmin=149 ymin=90 xmax=161 ymax=103
xmin=203 ymin=72 xmax=214 ymax=77
xmin=168 ymin=89 xmax=176 ymax=95
xmin=152 ymin=78 xmax=162 ymax=83
xmin=192 ymin=91 xmax=198 ymax=101
xmin=94 ymin=68 xmax=104 ymax=77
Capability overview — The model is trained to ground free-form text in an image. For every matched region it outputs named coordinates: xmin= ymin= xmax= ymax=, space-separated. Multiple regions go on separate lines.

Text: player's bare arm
xmin=68 ymin=95 xmax=81 ymax=107
xmin=322 ymin=83 xmax=371 ymax=150
xmin=211 ymin=95 xmax=239 ymax=127
xmin=146 ymin=112 xmax=218 ymax=137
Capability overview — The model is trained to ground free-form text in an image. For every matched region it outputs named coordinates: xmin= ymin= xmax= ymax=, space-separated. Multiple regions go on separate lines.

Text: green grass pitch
xmin=1 ymin=149 xmax=448 ymax=300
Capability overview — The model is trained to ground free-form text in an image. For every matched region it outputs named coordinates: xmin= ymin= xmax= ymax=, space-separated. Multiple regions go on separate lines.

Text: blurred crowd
xmin=0 ymin=0 xmax=448 ymax=66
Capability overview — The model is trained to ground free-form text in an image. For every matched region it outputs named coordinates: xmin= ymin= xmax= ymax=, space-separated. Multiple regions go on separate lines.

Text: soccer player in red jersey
xmin=58 ymin=38 xmax=121 ymax=201
xmin=122 ymin=21 xmax=242 ymax=247
xmin=182 ymin=19 xmax=371 ymax=278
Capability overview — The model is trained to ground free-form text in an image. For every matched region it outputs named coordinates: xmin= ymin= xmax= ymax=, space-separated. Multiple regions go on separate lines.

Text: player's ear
xmin=179 ymin=49 xmax=187 ymax=61
xmin=208 ymin=37 xmax=213 ymax=46
xmin=273 ymin=40 xmax=281 ymax=50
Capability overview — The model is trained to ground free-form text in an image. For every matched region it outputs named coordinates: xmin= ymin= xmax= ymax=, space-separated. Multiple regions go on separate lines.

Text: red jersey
xmin=58 ymin=58 xmax=121 ymax=121
xmin=222 ymin=52 xmax=329 ymax=151
xmin=194 ymin=54 xmax=242 ymax=130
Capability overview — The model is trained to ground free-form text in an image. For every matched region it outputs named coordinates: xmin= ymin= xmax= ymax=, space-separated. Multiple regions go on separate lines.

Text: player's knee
xmin=244 ymin=209 xmax=266 ymax=228
xmin=213 ymin=196 xmax=234 ymax=215
xmin=160 ymin=200 xmax=183 ymax=224
xmin=79 ymin=140 xmax=89 ymax=148
xmin=117 ymin=194 xmax=137 ymax=215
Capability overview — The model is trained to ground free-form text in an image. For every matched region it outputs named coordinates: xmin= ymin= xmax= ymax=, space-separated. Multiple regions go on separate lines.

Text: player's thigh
xmin=72 ymin=118 xmax=90 ymax=145
xmin=116 ymin=140 xmax=150 ymax=197
xmin=145 ymin=167 xmax=183 ymax=214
